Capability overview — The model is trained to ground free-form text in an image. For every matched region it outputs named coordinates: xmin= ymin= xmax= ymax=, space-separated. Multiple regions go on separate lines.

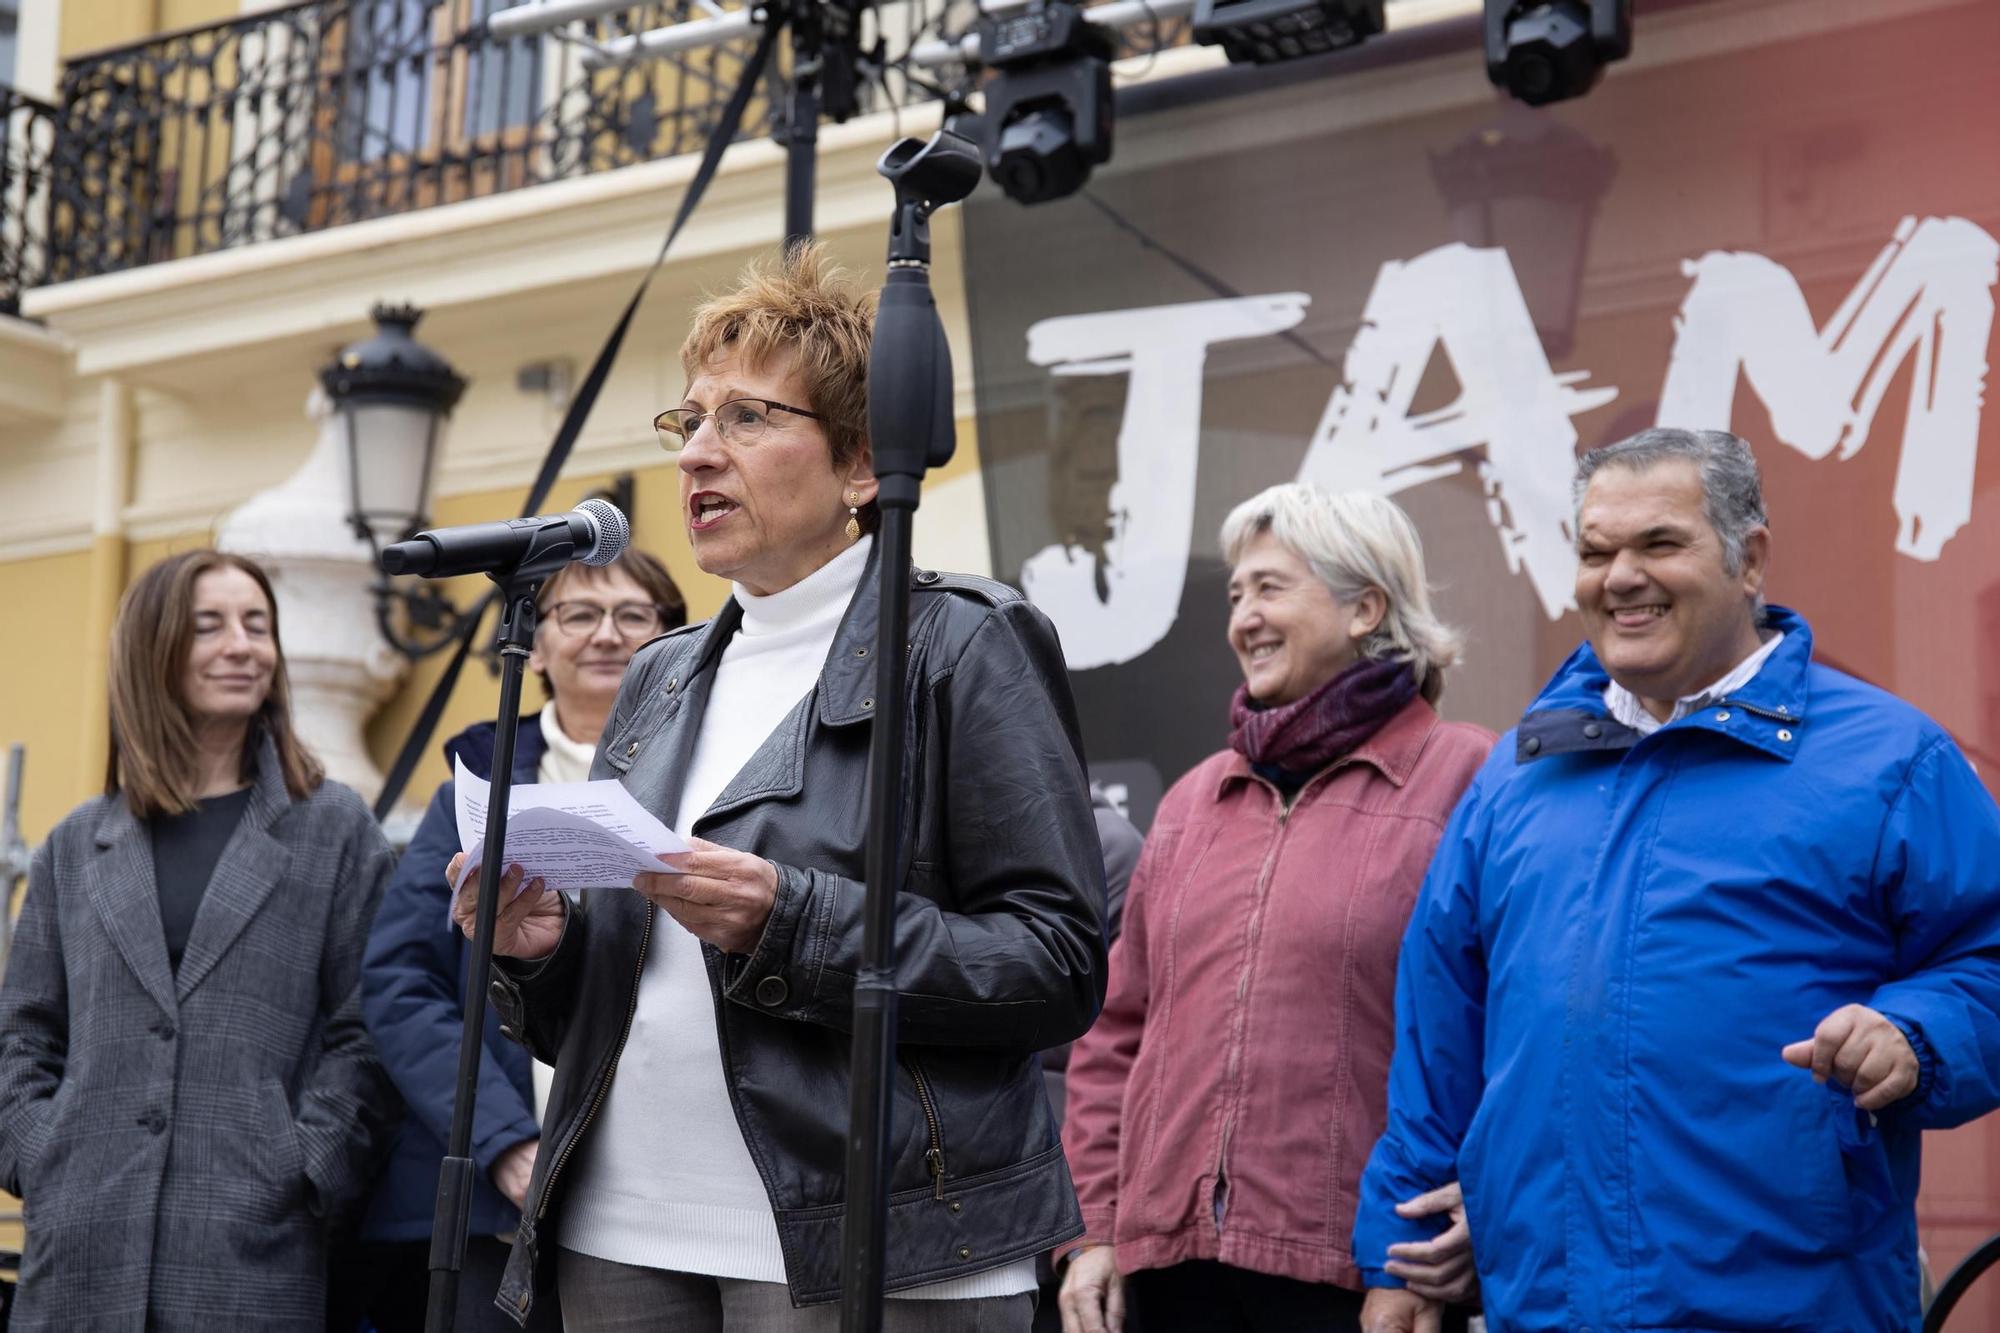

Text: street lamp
xmin=318 ymin=303 xmax=479 ymax=660
xmin=321 ymin=302 xmax=466 ymax=553
xmin=1430 ymin=107 xmax=1616 ymax=359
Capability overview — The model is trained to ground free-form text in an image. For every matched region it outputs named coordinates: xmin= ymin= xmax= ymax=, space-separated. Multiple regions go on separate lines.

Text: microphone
xmin=379 ymin=498 xmax=630 ymax=578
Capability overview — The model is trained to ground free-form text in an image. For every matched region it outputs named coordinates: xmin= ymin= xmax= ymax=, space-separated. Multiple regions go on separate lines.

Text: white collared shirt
xmin=1604 ymin=630 xmax=1787 ymax=737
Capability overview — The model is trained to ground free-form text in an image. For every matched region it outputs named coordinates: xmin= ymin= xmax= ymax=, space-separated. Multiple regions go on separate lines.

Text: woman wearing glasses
xmin=451 ymin=245 xmax=1108 ymax=1333
xmin=346 ymin=548 xmax=684 ymax=1333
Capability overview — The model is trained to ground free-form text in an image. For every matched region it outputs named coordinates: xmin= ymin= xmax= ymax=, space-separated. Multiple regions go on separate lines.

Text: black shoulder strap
xmin=372 ymin=25 xmax=781 ymax=823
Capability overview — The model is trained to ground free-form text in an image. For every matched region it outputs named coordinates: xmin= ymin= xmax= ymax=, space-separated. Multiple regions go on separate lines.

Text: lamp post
xmin=1430 ymin=105 xmax=1616 ymax=359
xmin=320 ymin=304 xmax=484 ymax=662
xmin=322 ymin=303 xmax=466 ymax=558
xmin=216 ymin=303 xmax=470 ymax=814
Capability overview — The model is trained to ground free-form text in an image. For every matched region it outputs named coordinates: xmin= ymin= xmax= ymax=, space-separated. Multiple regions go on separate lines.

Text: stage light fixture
xmin=1485 ymin=0 xmax=1631 ymax=106
xmin=977 ymin=1 xmax=1115 ymax=206
xmin=1192 ymin=0 xmax=1381 ymax=65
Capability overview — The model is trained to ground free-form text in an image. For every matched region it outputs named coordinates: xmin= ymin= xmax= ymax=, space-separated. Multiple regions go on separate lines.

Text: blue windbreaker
xmin=1354 ymin=608 xmax=2000 ymax=1333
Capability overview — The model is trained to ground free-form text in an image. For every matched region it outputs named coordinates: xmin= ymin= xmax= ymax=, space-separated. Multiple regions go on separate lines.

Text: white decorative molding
xmin=12 ymin=0 xmax=62 ymax=101
xmin=0 ymin=529 xmax=95 ymax=562
xmin=0 ymin=316 xmax=72 ymax=425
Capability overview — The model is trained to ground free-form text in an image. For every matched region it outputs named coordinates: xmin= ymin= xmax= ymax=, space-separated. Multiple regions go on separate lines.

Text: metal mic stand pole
xmin=781 ymin=0 xmax=822 ymax=250
xmin=424 ymin=575 xmax=542 ymax=1333
xmin=840 ymin=128 xmax=983 ymax=1333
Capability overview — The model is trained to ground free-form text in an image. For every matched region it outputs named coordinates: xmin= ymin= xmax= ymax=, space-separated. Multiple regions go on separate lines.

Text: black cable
xmin=1926 ymin=1231 xmax=2000 ymax=1331
xmin=876 ymin=0 xmax=975 ymax=106
xmin=1111 ymin=0 xmax=1161 ymax=80
xmin=1078 ymin=187 xmax=1335 ymax=369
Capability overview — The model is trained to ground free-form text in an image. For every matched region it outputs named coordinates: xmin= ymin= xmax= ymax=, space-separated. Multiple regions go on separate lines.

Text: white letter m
xmin=1658 ymin=216 xmax=1999 ymax=559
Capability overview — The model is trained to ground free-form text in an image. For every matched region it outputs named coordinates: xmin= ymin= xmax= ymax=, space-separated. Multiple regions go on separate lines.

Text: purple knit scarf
xmin=1229 ymin=657 xmax=1417 ymax=776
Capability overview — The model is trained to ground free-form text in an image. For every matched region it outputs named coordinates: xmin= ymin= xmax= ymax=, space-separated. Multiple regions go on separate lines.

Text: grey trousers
xmin=557 ymin=1249 xmax=1036 ymax=1333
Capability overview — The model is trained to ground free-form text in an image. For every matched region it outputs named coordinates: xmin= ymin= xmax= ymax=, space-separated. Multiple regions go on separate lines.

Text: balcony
xmin=1 ymin=86 xmax=55 ymax=314
xmin=1 ymin=0 xmax=1190 ymax=304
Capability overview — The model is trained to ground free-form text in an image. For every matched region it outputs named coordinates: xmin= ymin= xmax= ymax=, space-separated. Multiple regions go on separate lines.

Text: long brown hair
xmin=106 ymin=549 xmax=324 ymax=817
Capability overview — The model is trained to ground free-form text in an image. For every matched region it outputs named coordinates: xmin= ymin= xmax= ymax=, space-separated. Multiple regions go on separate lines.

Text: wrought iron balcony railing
xmin=48 ymin=0 xmax=797 ymax=284
xmin=32 ymin=0 xmax=1188 ymax=289
xmin=1 ymin=86 xmax=56 ymax=314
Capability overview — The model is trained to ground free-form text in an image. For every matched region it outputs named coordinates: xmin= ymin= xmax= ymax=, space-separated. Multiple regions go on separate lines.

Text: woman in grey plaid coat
xmin=0 ymin=550 xmax=398 ymax=1332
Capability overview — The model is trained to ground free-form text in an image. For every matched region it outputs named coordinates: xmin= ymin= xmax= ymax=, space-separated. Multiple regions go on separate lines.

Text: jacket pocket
xmin=602 ymin=699 xmax=676 ymax=775
xmin=20 ymin=1080 xmax=77 ymax=1202
xmin=1802 ymin=1083 xmax=1893 ymax=1250
xmin=259 ymin=1077 xmax=306 ymax=1200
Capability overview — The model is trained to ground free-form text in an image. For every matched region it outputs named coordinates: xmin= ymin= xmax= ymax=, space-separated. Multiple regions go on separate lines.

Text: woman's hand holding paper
xmin=634 ymin=838 xmax=778 ymax=955
xmin=446 ymin=852 xmax=568 ymax=960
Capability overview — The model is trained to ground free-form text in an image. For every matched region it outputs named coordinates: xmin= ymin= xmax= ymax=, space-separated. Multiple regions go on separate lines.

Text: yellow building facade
xmin=0 ymin=0 xmax=1087 ymax=851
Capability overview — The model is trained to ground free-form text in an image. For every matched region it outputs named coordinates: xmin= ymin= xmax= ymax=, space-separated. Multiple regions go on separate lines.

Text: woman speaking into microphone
xmin=450 ymin=244 xmax=1109 ymax=1333
xmin=0 ymin=549 xmax=396 ymax=1331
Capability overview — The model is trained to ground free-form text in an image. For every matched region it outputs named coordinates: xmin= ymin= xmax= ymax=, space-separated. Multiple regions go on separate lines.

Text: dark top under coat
xmin=148 ymin=786 xmax=255 ymax=972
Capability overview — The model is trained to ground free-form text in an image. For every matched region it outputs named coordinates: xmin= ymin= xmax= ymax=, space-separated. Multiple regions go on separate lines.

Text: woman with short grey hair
xmin=1059 ymin=483 xmax=1492 ymax=1333
xmin=1219 ymin=484 xmax=1464 ymax=702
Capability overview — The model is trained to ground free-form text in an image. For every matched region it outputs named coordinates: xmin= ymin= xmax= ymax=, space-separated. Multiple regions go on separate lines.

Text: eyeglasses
xmin=544 ymin=601 xmax=668 ymax=638
xmin=655 ymin=398 xmax=825 ymax=449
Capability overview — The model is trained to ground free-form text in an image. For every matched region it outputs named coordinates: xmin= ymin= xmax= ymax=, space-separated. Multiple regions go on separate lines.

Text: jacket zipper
xmin=904 ymin=1057 xmax=948 ymax=1199
xmin=1715 ymin=696 xmax=1795 ymax=724
xmin=538 ymin=907 xmax=653 ymax=1219
xmin=1212 ymin=1122 xmax=1233 ymax=1237
xmin=1212 ymin=781 xmax=1313 ymax=1234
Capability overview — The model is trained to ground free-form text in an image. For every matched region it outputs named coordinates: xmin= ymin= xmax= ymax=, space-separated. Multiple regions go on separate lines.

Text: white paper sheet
xmin=451 ymin=755 xmax=688 ymax=893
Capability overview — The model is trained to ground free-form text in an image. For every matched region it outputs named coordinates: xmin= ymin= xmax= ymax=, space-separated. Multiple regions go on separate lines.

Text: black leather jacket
xmin=489 ymin=560 xmax=1108 ymax=1322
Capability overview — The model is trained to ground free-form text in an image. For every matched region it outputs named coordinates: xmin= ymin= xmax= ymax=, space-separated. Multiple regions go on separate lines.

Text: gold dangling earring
xmin=845 ymin=491 xmax=861 ymax=542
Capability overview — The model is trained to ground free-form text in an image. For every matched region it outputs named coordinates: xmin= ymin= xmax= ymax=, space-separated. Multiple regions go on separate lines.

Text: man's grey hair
xmin=1573 ymin=428 xmax=1769 ymax=574
xmin=1220 ymin=482 xmax=1464 ymax=705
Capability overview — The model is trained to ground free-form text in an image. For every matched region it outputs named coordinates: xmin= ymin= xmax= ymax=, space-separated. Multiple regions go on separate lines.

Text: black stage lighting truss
xmin=976 ymin=1 xmax=1117 ymax=205
xmin=1485 ymin=0 xmax=1632 ymax=106
xmin=1192 ymin=0 xmax=1381 ymax=66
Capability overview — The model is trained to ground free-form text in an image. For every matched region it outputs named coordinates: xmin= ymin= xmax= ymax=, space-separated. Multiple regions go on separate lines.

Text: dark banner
xmin=962 ymin=0 xmax=2000 ymax=833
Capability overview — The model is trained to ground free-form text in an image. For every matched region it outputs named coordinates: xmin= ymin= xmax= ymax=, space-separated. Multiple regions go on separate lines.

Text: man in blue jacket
xmin=1355 ymin=428 xmax=2000 ymax=1333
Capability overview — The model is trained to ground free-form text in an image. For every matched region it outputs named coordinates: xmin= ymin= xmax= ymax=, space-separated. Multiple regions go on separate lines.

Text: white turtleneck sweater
xmin=536 ymin=701 xmax=598 ymax=786
xmin=528 ymin=704 xmax=598 ymax=1122
xmin=559 ymin=537 xmax=1033 ymax=1300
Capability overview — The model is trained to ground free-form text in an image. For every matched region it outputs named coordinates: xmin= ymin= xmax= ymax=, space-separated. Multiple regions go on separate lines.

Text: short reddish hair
xmin=679 ymin=243 xmax=879 ymax=533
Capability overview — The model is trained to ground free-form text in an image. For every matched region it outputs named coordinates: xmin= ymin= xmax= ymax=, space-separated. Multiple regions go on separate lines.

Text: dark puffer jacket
xmin=358 ymin=715 xmax=547 ymax=1245
xmin=488 ymin=558 xmax=1109 ymax=1323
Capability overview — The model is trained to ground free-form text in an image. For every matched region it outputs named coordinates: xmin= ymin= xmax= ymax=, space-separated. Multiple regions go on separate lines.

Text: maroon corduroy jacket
xmin=1060 ymin=696 xmax=1492 ymax=1291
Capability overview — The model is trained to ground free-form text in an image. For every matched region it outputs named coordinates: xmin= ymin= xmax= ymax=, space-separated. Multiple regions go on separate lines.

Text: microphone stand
xmin=781 ymin=0 xmax=822 ymax=250
xmin=425 ymin=574 xmax=538 ymax=1333
xmin=840 ymin=128 xmax=982 ymax=1333
xmin=422 ymin=530 xmax=601 ymax=1333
